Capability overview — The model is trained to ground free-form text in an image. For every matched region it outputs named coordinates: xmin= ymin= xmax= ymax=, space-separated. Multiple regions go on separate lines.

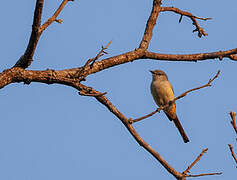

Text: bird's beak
xmin=149 ymin=70 xmax=154 ymax=74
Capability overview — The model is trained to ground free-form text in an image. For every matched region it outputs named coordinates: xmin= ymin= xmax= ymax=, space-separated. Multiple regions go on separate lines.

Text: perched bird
xmin=150 ymin=70 xmax=189 ymax=143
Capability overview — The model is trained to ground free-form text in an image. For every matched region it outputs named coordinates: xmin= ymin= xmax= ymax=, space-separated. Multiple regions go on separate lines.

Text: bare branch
xmin=14 ymin=0 xmax=44 ymax=68
xmin=40 ymin=0 xmax=71 ymax=32
xmin=185 ymin=172 xmax=222 ymax=178
xmin=160 ymin=7 xmax=211 ymax=38
xmin=81 ymin=48 xmax=237 ymax=77
xmin=182 ymin=148 xmax=222 ymax=178
xmin=79 ymin=86 xmax=107 ymax=97
xmin=94 ymin=95 xmax=184 ymax=180
xmin=228 ymin=112 xmax=237 ymax=166
xmin=229 ymin=111 xmax=237 ymax=134
xmin=31 ymin=0 xmax=44 ymax=29
xmin=183 ymin=148 xmax=208 ymax=175
xmin=174 ymin=70 xmax=220 ymax=101
xmin=75 ymin=41 xmax=113 ymax=80
xmin=129 ymin=108 xmax=160 ymax=124
xmin=84 ymin=40 xmax=112 ymax=68
xmin=228 ymin=144 xmax=237 ymax=165
xmin=144 ymin=49 xmax=237 ymax=62
xmin=139 ymin=0 xmax=162 ymax=50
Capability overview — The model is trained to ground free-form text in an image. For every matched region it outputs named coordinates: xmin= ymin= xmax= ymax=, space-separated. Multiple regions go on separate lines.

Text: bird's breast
xmin=150 ymin=80 xmax=175 ymax=106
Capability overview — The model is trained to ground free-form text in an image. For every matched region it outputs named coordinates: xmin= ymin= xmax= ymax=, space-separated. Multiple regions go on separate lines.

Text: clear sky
xmin=0 ymin=0 xmax=237 ymax=179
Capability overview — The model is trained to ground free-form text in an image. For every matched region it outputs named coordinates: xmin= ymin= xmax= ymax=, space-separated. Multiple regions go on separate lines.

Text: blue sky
xmin=0 ymin=0 xmax=237 ymax=179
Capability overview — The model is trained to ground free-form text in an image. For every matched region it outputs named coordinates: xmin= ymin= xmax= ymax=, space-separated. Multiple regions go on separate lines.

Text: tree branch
xmin=94 ymin=95 xmax=185 ymax=180
xmin=228 ymin=144 xmax=237 ymax=166
xmin=143 ymin=49 xmax=237 ymax=62
xmin=185 ymin=172 xmax=222 ymax=178
xmin=84 ymin=40 xmax=112 ymax=68
xmin=183 ymin=148 xmax=208 ymax=175
xmin=228 ymin=111 xmax=237 ymax=166
xmin=160 ymin=7 xmax=211 ymax=38
xmin=14 ymin=0 xmax=44 ymax=68
xmin=139 ymin=0 xmax=162 ymax=50
xmin=174 ymin=70 xmax=220 ymax=101
xmin=40 ymin=0 xmax=71 ymax=32
xmin=81 ymin=48 xmax=237 ymax=76
xmin=182 ymin=148 xmax=222 ymax=177
xmin=229 ymin=111 xmax=237 ymax=135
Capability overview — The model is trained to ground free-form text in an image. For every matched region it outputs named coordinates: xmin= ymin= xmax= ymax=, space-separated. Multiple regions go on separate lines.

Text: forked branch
xmin=14 ymin=0 xmax=73 ymax=69
xmin=182 ymin=148 xmax=220 ymax=177
xmin=182 ymin=148 xmax=222 ymax=177
xmin=84 ymin=40 xmax=112 ymax=68
xmin=160 ymin=7 xmax=211 ymax=38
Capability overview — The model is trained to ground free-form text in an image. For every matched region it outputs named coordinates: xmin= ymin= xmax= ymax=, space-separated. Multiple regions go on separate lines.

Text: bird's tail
xmin=165 ymin=113 xmax=190 ymax=143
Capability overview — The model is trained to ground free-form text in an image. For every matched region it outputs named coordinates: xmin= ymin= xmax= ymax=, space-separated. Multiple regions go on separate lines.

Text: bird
xmin=150 ymin=69 xmax=189 ymax=143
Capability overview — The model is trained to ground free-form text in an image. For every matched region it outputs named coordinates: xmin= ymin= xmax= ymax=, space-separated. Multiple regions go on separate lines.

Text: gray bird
xmin=150 ymin=70 xmax=189 ymax=143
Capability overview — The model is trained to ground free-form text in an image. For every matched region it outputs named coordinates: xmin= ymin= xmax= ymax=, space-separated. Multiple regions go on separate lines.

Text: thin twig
xmin=40 ymin=0 xmax=71 ymax=32
xmin=183 ymin=148 xmax=208 ymax=175
xmin=174 ymin=70 xmax=220 ymax=101
xmin=185 ymin=172 xmax=222 ymax=177
xmin=75 ymin=41 xmax=112 ymax=80
xmin=84 ymin=40 xmax=112 ymax=68
xmin=160 ymin=7 xmax=211 ymax=38
xmin=229 ymin=111 xmax=237 ymax=134
xmin=130 ymin=108 xmax=160 ymax=124
xmin=228 ymin=144 xmax=237 ymax=165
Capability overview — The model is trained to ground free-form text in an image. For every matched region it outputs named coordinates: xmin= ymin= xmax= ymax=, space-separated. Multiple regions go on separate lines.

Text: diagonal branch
xmin=160 ymin=7 xmax=211 ymax=38
xmin=139 ymin=0 xmax=162 ymax=50
xmin=40 ymin=0 xmax=71 ymax=32
xmin=94 ymin=94 xmax=185 ymax=180
xmin=229 ymin=111 xmax=237 ymax=135
xmin=183 ymin=148 xmax=208 ymax=175
xmin=228 ymin=144 xmax=237 ymax=165
xmin=228 ymin=111 xmax=237 ymax=166
xmin=14 ymin=0 xmax=44 ymax=68
xmin=174 ymin=70 xmax=220 ymax=101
